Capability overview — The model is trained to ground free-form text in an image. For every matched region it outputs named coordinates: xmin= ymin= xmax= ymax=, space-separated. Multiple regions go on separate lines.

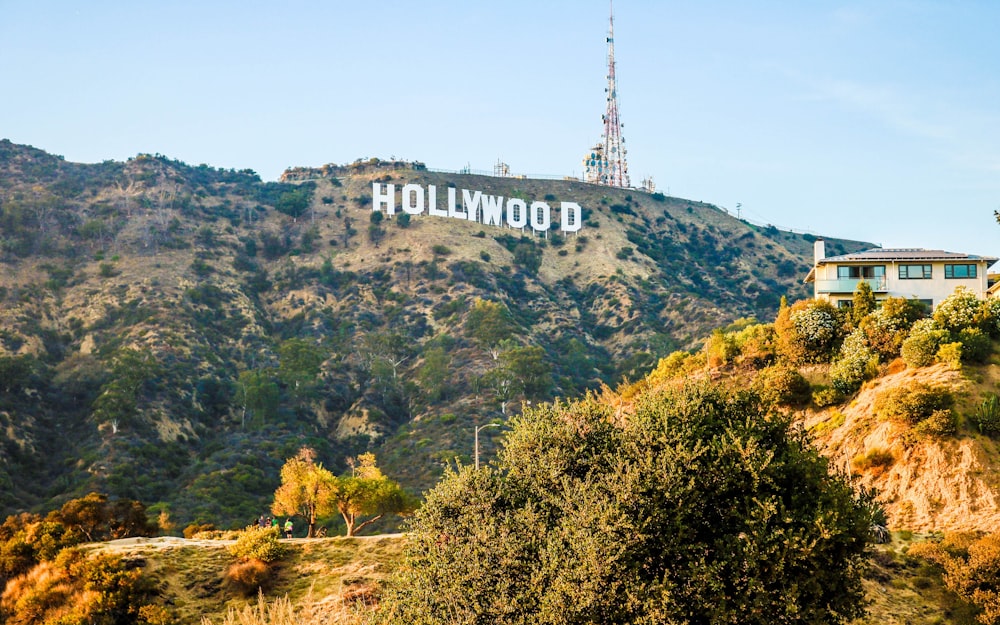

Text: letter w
xmin=480 ymin=194 xmax=504 ymax=226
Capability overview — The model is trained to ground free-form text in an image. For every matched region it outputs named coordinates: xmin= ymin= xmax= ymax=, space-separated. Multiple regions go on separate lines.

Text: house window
xmin=945 ymin=264 xmax=977 ymax=279
xmin=837 ymin=265 xmax=885 ymax=279
xmin=899 ymin=264 xmax=932 ymax=279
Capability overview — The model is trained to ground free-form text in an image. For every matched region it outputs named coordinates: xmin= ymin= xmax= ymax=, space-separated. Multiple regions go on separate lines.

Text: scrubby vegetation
xmin=0 ymin=141 xmax=879 ymax=534
xmin=378 ymin=384 xmax=874 ymax=625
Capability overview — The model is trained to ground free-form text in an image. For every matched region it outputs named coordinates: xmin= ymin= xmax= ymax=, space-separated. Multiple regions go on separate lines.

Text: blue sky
xmin=2 ymin=1 xmax=998 ymax=258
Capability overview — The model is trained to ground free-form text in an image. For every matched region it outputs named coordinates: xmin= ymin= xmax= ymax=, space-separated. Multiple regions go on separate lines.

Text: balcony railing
xmin=814 ymin=278 xmax=888 ymax=294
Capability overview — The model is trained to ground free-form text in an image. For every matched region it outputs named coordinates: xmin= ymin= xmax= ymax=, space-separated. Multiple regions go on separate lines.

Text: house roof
xmin=816 ymin=248 xmax=998 ymax=265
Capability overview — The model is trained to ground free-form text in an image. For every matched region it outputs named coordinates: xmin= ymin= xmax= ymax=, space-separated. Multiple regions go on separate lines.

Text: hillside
xmin=807 ymin=361 xmax=1000 ymax=532
xmin=77 ymin=532 xmax=973 ymax=625
xmin=0 ymin=139 xmax=872 ymax=528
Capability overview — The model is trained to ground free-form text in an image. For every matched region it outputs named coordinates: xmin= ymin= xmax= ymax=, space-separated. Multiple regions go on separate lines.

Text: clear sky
xmin=2 ymin=1 xmax=998 ymax=258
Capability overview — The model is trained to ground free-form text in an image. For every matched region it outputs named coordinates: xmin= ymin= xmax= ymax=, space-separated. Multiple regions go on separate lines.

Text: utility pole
xmin=475 ymin=423 xmax=501 ymax=470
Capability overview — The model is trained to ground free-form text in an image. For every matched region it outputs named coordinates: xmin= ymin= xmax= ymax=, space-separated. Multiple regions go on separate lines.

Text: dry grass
xmin=202 ymin=588 xmax=376 ymax=625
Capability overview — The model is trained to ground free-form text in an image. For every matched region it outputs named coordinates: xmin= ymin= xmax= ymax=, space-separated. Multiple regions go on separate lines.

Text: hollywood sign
xmin=372 ymin=183 xmax=583 ymax=233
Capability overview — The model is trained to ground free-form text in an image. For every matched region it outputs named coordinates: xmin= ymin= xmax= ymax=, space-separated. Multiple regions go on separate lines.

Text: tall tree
xmin=236 ymin=369 xmax=279 ymax=429
xmin=851 ymin=280 xmax=876 ymax=326
xmin=277 ymin=338 xmax=326 ymax=398
xmin=271 ymin=447 xmax=335 ymax=538
xmin=418 ymin=346 xmax=451 ymax=402
xmin=465 ymin=298 xmax=518 ymax=353
xmin=377 ymin=384 xmax=873 ymax=625
xmin=334 ymin=453 xmax=414 ymax=537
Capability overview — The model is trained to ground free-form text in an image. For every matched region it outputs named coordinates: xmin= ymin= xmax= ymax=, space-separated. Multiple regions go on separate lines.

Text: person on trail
xmin=284 ymin=518 xmax=293 ymax=539
xmin=271 ymin=517 xmax=279 ymax=529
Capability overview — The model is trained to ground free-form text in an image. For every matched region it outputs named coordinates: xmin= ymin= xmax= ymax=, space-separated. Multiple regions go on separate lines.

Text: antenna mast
xmin=583 ymin=1 xmax=630 ymax=188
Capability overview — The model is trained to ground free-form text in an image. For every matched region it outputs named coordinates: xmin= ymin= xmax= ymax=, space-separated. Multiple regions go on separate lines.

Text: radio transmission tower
xmin=583 ymin=1 xmax=630 ymax=188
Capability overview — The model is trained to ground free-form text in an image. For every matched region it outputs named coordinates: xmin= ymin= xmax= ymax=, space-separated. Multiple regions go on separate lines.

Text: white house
xmin=805 ymin=240 xmax=997 ymax=309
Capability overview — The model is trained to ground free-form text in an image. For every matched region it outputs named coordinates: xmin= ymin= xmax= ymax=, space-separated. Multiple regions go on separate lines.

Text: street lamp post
xmin=475 ymin=423 xmax=501 ymax=470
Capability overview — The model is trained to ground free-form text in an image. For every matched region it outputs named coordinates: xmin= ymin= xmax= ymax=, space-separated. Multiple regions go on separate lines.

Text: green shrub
xmin=874 ymin=382 xmax=954 ymax=426
xmin=227 ymin=525 xmax=286 ymax=563
xmin=732 ymin=323 xmax=776 ymax=369
xmin=973 ymin=395 xmax=1000 ymax=436
xmin=860 ymin=298 xmax=926 ymax=360
xmin=830 ymin=330 xmax=878 ymax=394
xmin=754 ymin=365 xmax=811 ymax=407
xmin=933 ymin=286 xmax=981 ymax=332
xmin=981 ymin=297 xmax=1000 ymax=338
xmin=811 ymin=410 xmax=846 ymax=435
xmin=957 ymin=327 xmax=991 ymax=363
xmin=936 ymin=342 xmax=963 ymax=370
xmin=431 ymin=244 xmax=451 ymax=256
xmin=914 ymin=409 xmax=958 ymax=437
xmin=812 ymin=386 xmax=845 ymax=408
xmin=704 ymin=329 xmax=738 ymax=368
xmin=901 ymin=322 xmax=949 ymax=368
xmin=775 ymin=299 xmax=844 ymax=364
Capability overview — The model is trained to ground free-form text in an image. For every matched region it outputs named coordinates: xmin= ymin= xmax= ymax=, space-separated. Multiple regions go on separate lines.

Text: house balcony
xmin=814 ymin=278 xmax=888 ymax=294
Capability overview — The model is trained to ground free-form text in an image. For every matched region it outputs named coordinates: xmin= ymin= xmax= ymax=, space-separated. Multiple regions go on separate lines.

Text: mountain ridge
xmin=0 ymin=139 xmax=873 ymax=528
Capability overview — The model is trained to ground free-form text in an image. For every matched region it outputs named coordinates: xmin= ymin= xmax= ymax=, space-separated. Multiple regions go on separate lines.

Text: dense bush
xmin=183 ymin=522 xmax=216 ymax=538
xmin=914 ymin=409 xmax=958 ymax=437
xmin=937 ymin=342 xmax=964 ymax=370
xmin=753 ymin=365 xmax=811 ymax=407
xmin=901 ymin=320 xmax=950 ymax=368
xmin=860 ymin=297 xmax=926 ymax=360
xmin=933 ymin=286 xmax=981 ymax=332
xmin=830 ymin=331 xmax=878 ymax=395
xmin=227 ymin=525 xmax=286 ymax=564
xmin=378 ymin=385 xmax=873 ymax=625
xmin=958 ymin=327 xmax=992 ymax=364
xmin=909 ymin=531 xmax=1000 ymax=624
xmin=775 ymin=299 xmax=844 ymax=364
xmin=874 ymin=382 xmax=954 ymax=427
xmin=812 ymin=385 xmax=845 ymax=407
xmin=982 ymin=297 xmax=1000 ymax=338
xmin=704 ymin=329 xmax=738 ymax=368
xmin=646 ymin=350 xmax=706 ymax=384
xmin=0 ymin=548 xmax=160 ymax=625
xmin=731 ymin=322 xmax=776 ymax=368
xmin=223 ymin=558 xmax=273 ymax=597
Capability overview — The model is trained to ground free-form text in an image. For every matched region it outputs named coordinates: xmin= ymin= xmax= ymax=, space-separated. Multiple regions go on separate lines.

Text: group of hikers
xmin=257 ymin=514 xmax=294 ymax=539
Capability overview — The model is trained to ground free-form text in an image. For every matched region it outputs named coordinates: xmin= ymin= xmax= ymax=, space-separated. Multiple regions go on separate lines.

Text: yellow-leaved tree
xmin=271 ymin=448 xmax=415 ymax=538
xmin=336 ymin=452 xmax=415 ymax=537
xmin=271 ymin=447 xmax=335 ymax=538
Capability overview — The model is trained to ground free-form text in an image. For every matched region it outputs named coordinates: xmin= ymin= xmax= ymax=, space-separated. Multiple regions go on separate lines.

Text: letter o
xmin=402 ymin=184 xmax=425 ymax=215
xmin=506 ymin=198 xmax=527 ymax=228
xmin=530 ymin=201 xmax=551 ymax=232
